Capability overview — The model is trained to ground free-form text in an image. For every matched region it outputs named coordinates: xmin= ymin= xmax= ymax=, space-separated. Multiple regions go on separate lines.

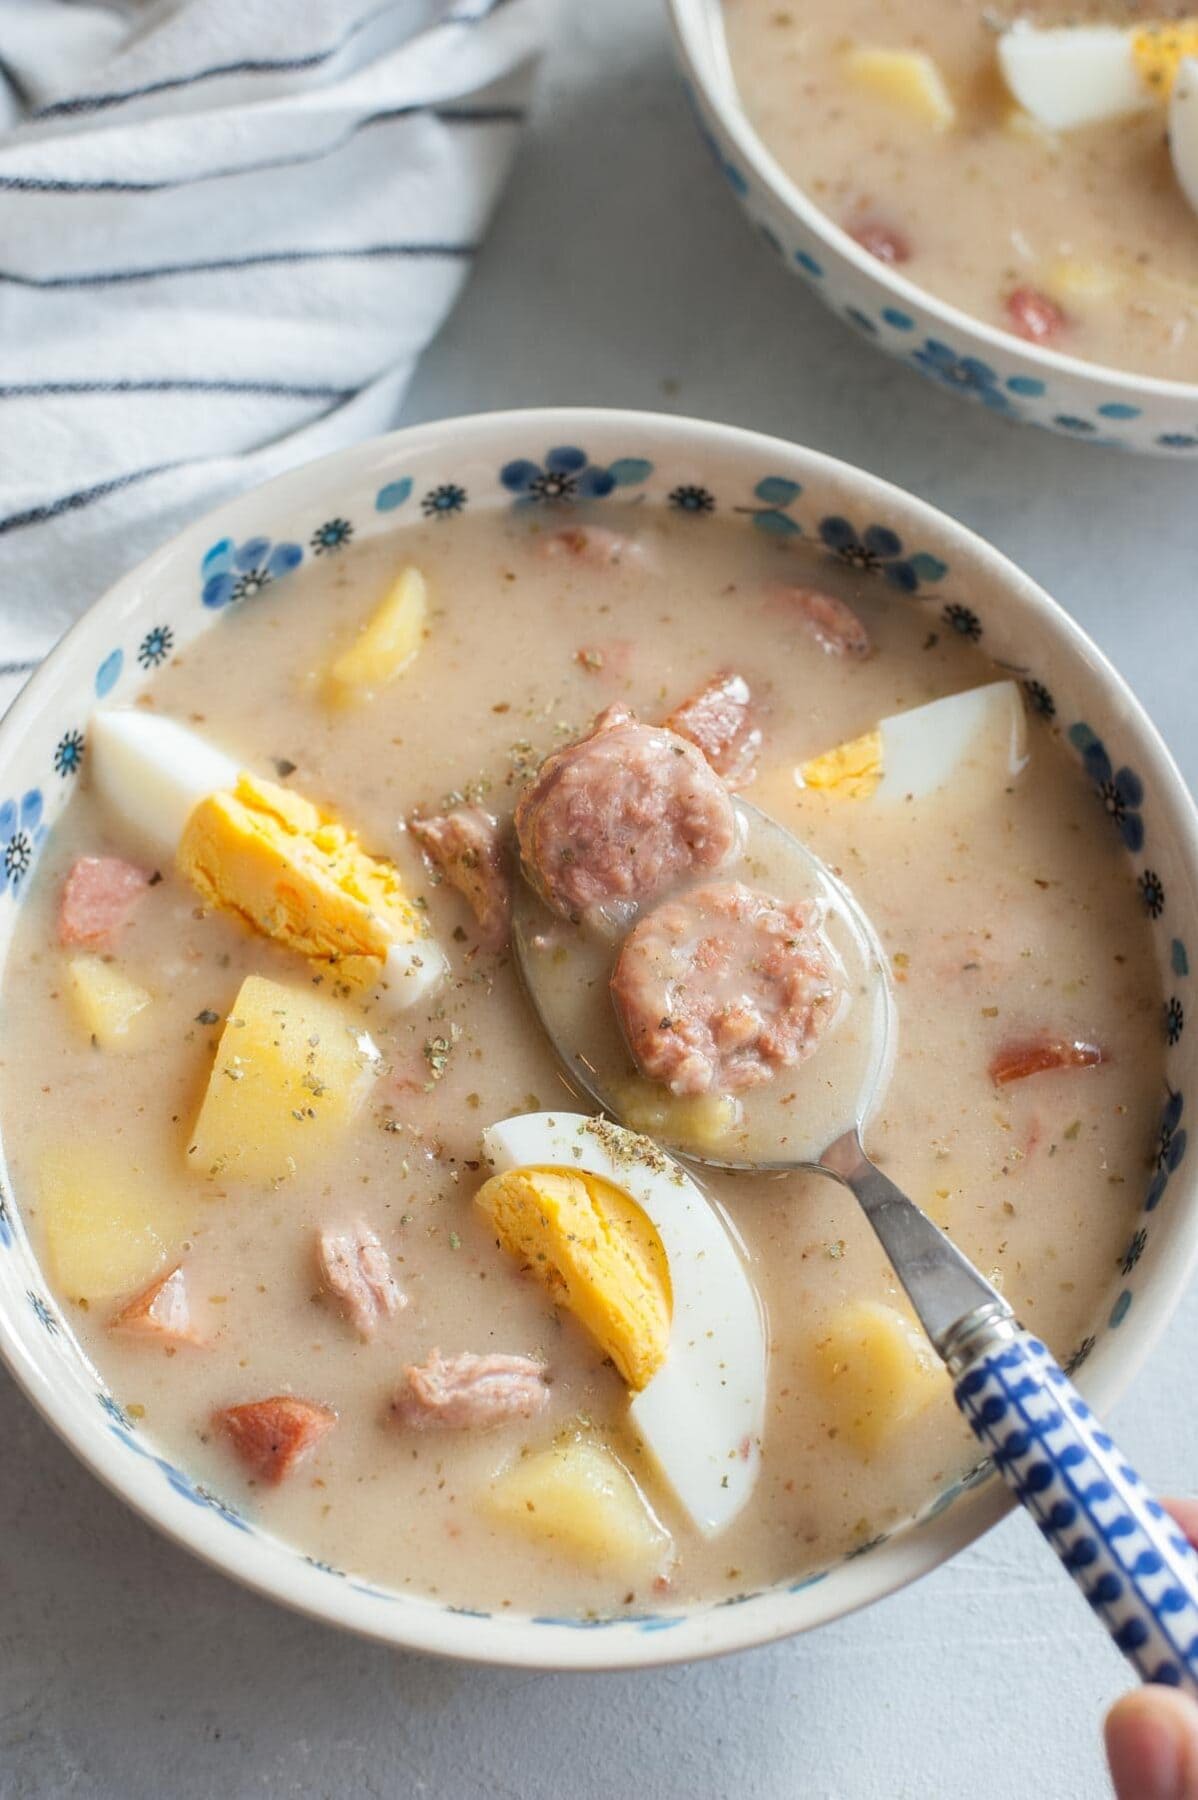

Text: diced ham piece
xmin=317 ymin=1221 xmax=406 ymax=1340
xmin=1005 ymin=288 xmax=1067 ymax=345
xmin=611 ymin=880 xmax=841 ymax=1096
xmin=391 ymin=1349 xmax=551 ymax=1432
xmin=58 ymin=855 xmax=152 ymax=947
xmin=110 ymin=1265 xmax=203 ymax=1347
xmin=215 ymin=1396 xmax=336 ymax=1484
xmin=539 ymin=525 xmax=648 ymax=569
xmin=848 ymin=219 xmax=911 ymax=265
xmin=410 ymin=806 xmax=510 ymax=952
xmin=515 ymin=704 xmax=736 ymax=920
xmin=665 ymin=671 xmax=763 ymax=788
xmin=781 ymin=587 xmax=872 ymax=660
xmin=989 ymin=1037 xmax=1105 ymax=1086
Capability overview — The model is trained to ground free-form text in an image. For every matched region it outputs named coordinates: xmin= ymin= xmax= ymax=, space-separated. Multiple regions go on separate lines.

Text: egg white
xmin=481 ymin=1111 xmax=767 ymax=1538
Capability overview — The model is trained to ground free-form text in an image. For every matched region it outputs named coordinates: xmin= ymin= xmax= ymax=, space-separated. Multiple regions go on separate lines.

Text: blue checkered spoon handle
xmin=950 ymin=1317 xmax=1198 ymax=1693
xmin=820 ymin=1129 xmax=1198 ymax=1695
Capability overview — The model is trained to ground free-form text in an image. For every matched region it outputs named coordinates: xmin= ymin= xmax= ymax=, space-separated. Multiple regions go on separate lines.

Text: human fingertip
xmin=1106 ymin=1686 xmax=1198 ymax=1800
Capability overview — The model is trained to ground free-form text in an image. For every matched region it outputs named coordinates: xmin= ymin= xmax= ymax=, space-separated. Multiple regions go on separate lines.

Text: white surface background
xmin=4 ymin=4 xmax=1198 ymax=1796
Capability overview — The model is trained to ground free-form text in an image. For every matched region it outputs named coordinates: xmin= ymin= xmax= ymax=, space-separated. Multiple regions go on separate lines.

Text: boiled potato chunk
xmin=40 ymin=1144 xmax=172 ymax=1303
xmin=844 ymin=48 xmax=956 ymax=131
xmin=329 ymin=565 xmax=427 ymax=700
xmin=187 ymin=974 xmax=379 ymax=1184
xmin=616 ymin=1080 xmax=741 ymax=1152
xmin=485 ymin=1439 xmax=672 ymax=1572
xmin=68 ymin=956 xmax=151 ymax=1049
xmin=813 ymin=1300 xmax=946 ymax=1454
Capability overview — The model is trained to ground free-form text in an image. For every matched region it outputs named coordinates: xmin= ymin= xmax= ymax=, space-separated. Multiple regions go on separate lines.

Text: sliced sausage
xmin=665 ymin=671 xmax=762 ymax=787
xmin=58 ymin=855 xmax=152 ymax=947
xmin=391 ymin=1349 xmax=550 ymax=1432
xmin=989 ymin=1037 xmax=1104 ymax=1086
xmin=611 ymin=879 xmax=841 ymax=1096
xmin=110 ymin=1265 xmax=203 ymax=1347
xmin=779 ymin=587 xmax=871 ymax=659
xmin=410 ymin=806 xmax=510 ymax=952
xmin=515 ymin=705 xmax=737 ymax=920
xmin=215 ymin=1396 xmax=336 ymax=1484
xmin=317 ymin=1221 xmax=406 ymax=1340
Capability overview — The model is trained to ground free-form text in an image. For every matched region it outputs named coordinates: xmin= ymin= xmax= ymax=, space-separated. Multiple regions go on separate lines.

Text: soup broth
xmin=0 ymin=503 xmax=1164 ymax=1615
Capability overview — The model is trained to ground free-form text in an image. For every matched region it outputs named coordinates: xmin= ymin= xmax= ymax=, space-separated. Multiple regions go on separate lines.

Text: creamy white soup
xmin=0 ymin=503 xmax=1163 ymax=1616
xmin=723 ymin=2 xmax=1198 ymax=382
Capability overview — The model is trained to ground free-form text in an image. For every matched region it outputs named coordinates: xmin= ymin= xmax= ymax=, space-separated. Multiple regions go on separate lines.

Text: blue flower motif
xmin=0 ymin=789 xmax=45 ymax=893
xmin=421 ymin=483 xmax=467 ymax=519
xmin=1146 ymin=1090 xmax=1187 ymax=1213
xmin=737 ymin=475 xmax=803 ymax=536
xmin=98 ymin=1392 xmax=132 ymax=1430
xmin=818 ymin=517 xmax=947 ymax=592
xmin=499 ymin=447 xmax=651 ymax=506
xmin=27 ymin=1290 xmax=57 ymax=1333
xmin=1023 ymin=678 xmax=1056 ymax=722
xmin=1141 ymin=869 xmax=1166 ymax=918
xmin=1122 ymin=1227 xmax=1149 ymax=1274
xmin=913 ymin=341 xmax=1011 ymax=412
xmin=0 ymin=1185 xmax=12 ymax=1248
xmin=137 ymin=623 xmax=174 ymax=669
xmin=1067 ymin=723 xmax=1145 ymax=851
xmin=310 ymin=516 xmax=353 ymax=555
xmin=54 ymin=729 xmax=85 ymax=778
xmin=201 ymin=536 xmax=303 ymax=609
xmin=1167 ymin=997 xmax=1185 ymax=1045
xmin=669 ymin=484 xmax=716 ymax=516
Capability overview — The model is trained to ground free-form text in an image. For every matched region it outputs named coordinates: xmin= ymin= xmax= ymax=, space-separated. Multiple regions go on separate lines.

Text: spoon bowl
xmin=512 ymin=795 xmax=895 ymax=1173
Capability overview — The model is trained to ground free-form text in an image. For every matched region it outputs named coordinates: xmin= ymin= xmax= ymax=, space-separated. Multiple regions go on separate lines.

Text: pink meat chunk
xmin=215 ymin=1396 xmax=337 ymax=1485
xmin=665 ymin=671 xmax=762 ymax=787
xmin=611 ymin=879 xmax=841 ymax=1095
xmin=110 ymin=1265 xmax=203 ymax=1348
xmin=317 ymin=1221 xmax=406 ymax=1340
xmin=410 ymin=806 xmax=510 ymax=952
xmin=539 ymin=525 xmax=648 ymax=568
xmin=58 ymin=855 xmax=152 ymax=947
xmin=848 ymin=219 xmax=911 ymax=265
xmin=514 ymin=704 xmax=737 ymax=919
xmin=780 ymin=587 xmax=872 ymax=659
xmin=391 ymin=1349 xmax=551 ymax=1432
xmin=1005 ymin=287 xmax=1067 ymax=345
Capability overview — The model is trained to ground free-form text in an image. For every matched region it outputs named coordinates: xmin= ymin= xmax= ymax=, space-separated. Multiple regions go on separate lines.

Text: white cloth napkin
xmin=0 ymin=0 xmax=547 ymax=713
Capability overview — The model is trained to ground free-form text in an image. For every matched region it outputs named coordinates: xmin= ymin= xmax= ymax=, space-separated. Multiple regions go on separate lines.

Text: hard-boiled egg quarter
xmin=478 ymin=1111 xmax=767 ymax=1538
xmin=999 ymin=18 xmax=1198 ymax=132
xmin=90 ymin=709 xmax=447 ymax=1010
xmin=796 ymin=680 xmax=1028 ymax=804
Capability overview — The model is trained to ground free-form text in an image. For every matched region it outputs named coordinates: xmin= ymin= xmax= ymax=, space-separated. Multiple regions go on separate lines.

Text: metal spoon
xmin=514 ymin=796 xmax=1198 ymax=1693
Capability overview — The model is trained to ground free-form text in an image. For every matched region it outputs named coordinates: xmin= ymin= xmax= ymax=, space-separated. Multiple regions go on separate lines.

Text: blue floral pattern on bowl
xmin=201 ymin=535 xmax=304 ymax=609
xmin=499 ymin=446 xmax=653 ymax=505
xmin=0 ymin=789 xmax=44 ymax=894
xmin=913 ymin=342 xmax=1012 ymax=413
xmin=819 ymin=516 xmax=948 ymax=592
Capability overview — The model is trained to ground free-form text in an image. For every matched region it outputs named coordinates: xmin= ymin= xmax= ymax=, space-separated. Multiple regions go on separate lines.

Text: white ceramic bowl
xmin=667 ymin=0 xmax=1198 ymax=456
xmin=1 ymin=408 xmax=1196 ymax=1668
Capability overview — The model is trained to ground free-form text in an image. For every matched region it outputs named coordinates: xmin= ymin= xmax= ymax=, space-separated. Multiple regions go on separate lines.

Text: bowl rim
xmin=665 ymin=0 xmax=1198 ymax=405
xmin=3 ymin=403 xmax=1198 ymax=1670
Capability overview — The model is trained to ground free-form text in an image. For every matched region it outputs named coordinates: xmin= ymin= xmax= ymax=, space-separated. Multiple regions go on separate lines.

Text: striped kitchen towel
xmin=0 ymin=0 xmax=548 ymax=713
